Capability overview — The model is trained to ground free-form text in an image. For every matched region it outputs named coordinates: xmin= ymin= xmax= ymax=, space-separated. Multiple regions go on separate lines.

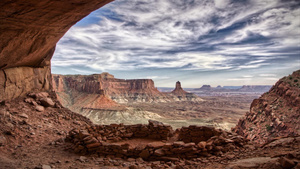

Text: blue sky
xmin=51 ymin=0 xmax=300 ymax=87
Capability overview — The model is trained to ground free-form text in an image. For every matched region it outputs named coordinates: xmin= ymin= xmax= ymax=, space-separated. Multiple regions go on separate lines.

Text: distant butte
xmin=171 ymin=81 xmax=187 ymax=95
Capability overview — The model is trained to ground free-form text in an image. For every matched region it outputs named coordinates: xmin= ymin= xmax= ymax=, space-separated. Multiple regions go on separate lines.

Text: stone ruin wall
xmin=66 ymin=121 xmax=248 ymax=161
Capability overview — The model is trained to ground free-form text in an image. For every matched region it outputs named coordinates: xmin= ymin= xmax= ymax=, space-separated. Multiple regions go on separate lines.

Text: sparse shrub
xmin=265 ymin=125 xmax=273 ymax=131
xmin=249 ymin=127 xmax=253 ymax=131
xmin=258 ymin=110 xmax=262 ymax=114
xmin=289 ymin=77 xmax=293 ymax=80
xmin=294 ymin=79 xmax=298 ymax=83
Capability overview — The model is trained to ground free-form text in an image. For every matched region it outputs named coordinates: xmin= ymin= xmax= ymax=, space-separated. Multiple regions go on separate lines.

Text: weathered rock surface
xmin=0 ymin=0 xmax=114 ymax=101
xmin=227 ymin=157 xmax=280 ymax=169
xmin=233 ymin=70 xmax=300 ymax=144
xmin=0 ymin=0 xmax=112 ymax=70
xmin=52 ymin=73 xmax=202 ymax=105
xmin=52 ymin=73 xmax=170 ymax=103
xmin=0 ymin=66 xmax=51 ymax=101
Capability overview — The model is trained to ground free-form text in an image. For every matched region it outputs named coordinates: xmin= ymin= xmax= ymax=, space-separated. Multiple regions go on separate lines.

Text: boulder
xmin=279 ymin=157 xmax=296 ymax=169
xmin=36 ymin=105 xmax=45 ymax=112
xmin=40 ymin=98 xmax=55 ymax=107
xmin=139 ymin=149 xmax=150 ymax=159
xmin=227 ymin=157 xmax=280 ymax=168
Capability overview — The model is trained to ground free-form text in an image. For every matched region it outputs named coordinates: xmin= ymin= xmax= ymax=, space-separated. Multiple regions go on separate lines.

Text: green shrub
xmin=265 ymin=125 xmax=273 ymax=131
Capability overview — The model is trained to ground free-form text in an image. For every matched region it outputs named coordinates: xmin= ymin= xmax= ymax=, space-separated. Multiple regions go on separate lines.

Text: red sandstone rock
xmin=40 ymin=98 xmax=55 ymax=107
xmin=279 ymin=157 xmax=296 ymax=169
xmin=233 ymin=70 xmax=300 ymax=144
xmin=171 ymin=81 xmax=187 ymax=95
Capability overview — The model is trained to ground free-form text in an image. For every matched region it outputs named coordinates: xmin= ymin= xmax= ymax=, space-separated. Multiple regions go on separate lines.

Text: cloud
xmin=52 ymin=0 xmax=300 ymax=85
xmin=259 ymin=74 xmax=277 ymax=77
xmin=146 ymin=76 xmax=170 ymax=80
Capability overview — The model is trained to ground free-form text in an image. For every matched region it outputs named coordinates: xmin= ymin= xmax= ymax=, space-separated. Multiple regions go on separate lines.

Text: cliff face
xmin=52 ymin=73 xmax=167 ymax=103
xmin=0 ymin=0 xmax=113 ymax=101
xmin=52 ymin=73 xmax=202 ymax=105
xmin=233 ymin=70 xmax=300 ymax=144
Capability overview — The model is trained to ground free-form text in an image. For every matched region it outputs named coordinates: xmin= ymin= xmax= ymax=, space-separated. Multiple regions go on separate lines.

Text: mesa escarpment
xmin=52 ymin=73 xmax=201 ymax=104
xmin=233 ymin=70 xmax=300 ymax=144
xmin=52 ymin=73 xmax=202 ymax=126
xmin=0 ymin=0 xmax=113 ymax=101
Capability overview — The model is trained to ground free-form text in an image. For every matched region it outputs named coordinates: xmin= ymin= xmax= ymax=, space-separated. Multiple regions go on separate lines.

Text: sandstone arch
xmin=0 ymin=0 xmax=113 ymax=100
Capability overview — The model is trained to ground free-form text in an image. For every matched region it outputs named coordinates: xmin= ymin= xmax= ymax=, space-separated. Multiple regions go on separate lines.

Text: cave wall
xmin=0 ymin=0 xmax=113 ymax=100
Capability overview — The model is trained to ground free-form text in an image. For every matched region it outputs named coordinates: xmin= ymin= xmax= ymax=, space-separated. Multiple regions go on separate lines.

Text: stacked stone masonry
xmin=66 ymin=120 xmax=248 ymax=161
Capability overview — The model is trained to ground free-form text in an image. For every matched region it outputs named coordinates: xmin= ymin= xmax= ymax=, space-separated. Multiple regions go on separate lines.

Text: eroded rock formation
xmin=171 ymin=81 xmax=187 ymax=95
xmin=170 ymin=81 xmax=201 ymax=101
xmin=233 ymin=70 xmax=300 ymax=144
xmin=52 ymin=73 xmax=202 ymax=104
xmin=0 ymin=0 xmax=113 ymax=101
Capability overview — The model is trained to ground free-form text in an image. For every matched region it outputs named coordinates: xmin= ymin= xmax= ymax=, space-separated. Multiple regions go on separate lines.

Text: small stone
xmin=136 ymin=157 xmax=144 ymax=163
xmin=36 ymin=105 xmax=45 ymax=112
xmin=197 ymin=141 xmax=207 ymax=149
xmin=173 ymin=141 xmax=185 ymax=147
xmin=0 ymin=136 xmax=7 ymax=146
xmin=154 ymin=148 xmax=165 ymax=156
xmin=42 ymin=164 xmax=51 ymax=169
xmin=227 ymin=154 xmax=235 ymax=159
xmin=19 ymin=113 xmax=28 ymax=119
xmin=78 ymin=156 xmax=87 ymax=163
xmin=24 ymin=98 xmax=37 ymax=105
xmin=127 ymin=158 xmax=135 ymax=162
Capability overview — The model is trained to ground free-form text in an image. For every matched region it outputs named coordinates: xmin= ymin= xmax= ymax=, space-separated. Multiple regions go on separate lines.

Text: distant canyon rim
xmin=52 ymin=72 xmax=270 ymax=130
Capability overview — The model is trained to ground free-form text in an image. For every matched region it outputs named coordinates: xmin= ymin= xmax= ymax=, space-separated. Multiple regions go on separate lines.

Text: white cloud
xmin=52 ymin=0 xmax=300 ymax=77
xmin=146 ymin=76 xmax=170 ymax=80
xmin=259 ymin=74 xmax=276 ymax=77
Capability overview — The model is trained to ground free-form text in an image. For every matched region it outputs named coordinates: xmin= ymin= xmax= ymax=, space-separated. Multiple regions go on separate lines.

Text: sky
xmin=51 ymin=0 xmax=300 ymax=88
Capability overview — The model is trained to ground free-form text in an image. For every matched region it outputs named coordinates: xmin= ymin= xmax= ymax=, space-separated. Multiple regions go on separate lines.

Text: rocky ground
xmin=0 ymin=92 xmax=299 ymax=169
xmin=126 ymin=95 xmax=257 ymax=130
xmin=233 ymin=70 xmax=300 ymax=144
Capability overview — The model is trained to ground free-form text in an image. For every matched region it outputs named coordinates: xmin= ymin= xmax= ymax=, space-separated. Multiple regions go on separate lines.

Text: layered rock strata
xmin=0 ymin=0 xmax=113 ymax=101
xmin=52 ymin=73 xmax=201 ymax=104
xmin=66 ymin=121 xmax=247 ymax=160
xmin=233 ymin=70 xmax=300 ymax=144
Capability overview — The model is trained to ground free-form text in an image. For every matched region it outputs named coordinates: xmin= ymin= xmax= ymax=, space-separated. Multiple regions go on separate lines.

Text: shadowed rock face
xmin=233 ymin=70 xmax=300 ymax=144
xmin=0 ymin=0 xmax=113 ymax=100
xmin=0 ymin=0 xmax=113 ymax=69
